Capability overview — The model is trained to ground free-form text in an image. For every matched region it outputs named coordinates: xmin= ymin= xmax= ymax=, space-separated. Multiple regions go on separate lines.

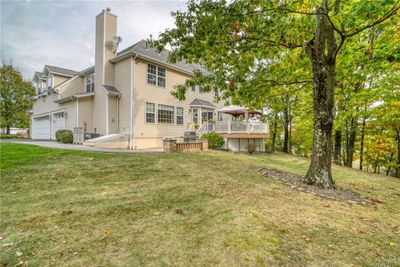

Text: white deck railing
xmin=197 ymin=121 xmax=269 ymax=135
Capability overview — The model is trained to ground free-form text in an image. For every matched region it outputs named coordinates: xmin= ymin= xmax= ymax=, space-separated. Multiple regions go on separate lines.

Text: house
xmin=30 ymin=8 xmax=269 ymax=151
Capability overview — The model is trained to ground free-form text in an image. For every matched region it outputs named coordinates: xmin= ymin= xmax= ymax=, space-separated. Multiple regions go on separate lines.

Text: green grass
xmin=1 ymin=143 xmax=399 ymax=266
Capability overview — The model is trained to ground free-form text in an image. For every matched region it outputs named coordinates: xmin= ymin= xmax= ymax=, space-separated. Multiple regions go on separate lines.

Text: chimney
xmin=93 ymin=8 xmax=117 ymax=135
xmin=95 ymin=8 xmax=117 ymax=87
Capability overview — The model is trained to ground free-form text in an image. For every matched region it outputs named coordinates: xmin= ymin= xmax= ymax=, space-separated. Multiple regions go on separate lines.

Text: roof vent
xmin=106 ymin=7 xmax=111 ymax=12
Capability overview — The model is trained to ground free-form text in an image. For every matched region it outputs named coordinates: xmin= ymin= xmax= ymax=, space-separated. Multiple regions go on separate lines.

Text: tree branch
xmin=344 ymin=0 xmax=400 ymax=38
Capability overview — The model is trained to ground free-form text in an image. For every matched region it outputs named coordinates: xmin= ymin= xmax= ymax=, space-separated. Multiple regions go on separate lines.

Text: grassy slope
xmin=0 ymin=143 xmax=399 ymax=266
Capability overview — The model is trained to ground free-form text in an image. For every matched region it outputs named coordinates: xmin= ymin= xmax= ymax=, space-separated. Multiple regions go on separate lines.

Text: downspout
xmin=76 ymin=98 xmax=79 ymax=127
xmin=105 ymin=93 xmax=109 ymax=135
xmin=117 ymin=94 xmax=121 ymax=133
xmin=130 ymin=54 xmax=138 ymax=149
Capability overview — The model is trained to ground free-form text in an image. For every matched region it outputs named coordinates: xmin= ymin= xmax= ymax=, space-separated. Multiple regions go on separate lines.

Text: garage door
xmin=32 ymin=116 xmax=50 ymax=139
xmin=52 ymin=113 xmax=66 ymax=139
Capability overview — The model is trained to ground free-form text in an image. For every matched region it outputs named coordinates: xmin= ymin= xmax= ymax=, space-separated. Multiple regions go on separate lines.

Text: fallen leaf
xmin=103 ymin=228 xmax=111 ymax=239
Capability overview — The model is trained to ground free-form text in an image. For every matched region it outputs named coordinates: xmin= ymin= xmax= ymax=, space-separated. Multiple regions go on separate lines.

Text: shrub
xmin=56 ymin=129 xmax=71 ymax=142
xmin=59 ymin=131 xmax=73 ymax=144
xmin=201 ymin=132 xmax=224 ymax=149
xmin=0 ymin=134 xmax=19 ymax=139
xmin=247 ymin=142 xmax=256 ymax=154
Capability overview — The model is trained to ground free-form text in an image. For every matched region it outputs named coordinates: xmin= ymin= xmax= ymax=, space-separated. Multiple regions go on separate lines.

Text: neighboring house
xmin=31 ymin=8 xmax=268 ymax=151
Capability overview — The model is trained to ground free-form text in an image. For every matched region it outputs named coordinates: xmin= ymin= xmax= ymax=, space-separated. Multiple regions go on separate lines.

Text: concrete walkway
xmin=0 ymin=139 xmax=164 ymax=154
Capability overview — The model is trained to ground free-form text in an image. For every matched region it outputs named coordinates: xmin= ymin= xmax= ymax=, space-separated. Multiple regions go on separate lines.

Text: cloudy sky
xmin=1 ymin=0 xmax=186 ymax=80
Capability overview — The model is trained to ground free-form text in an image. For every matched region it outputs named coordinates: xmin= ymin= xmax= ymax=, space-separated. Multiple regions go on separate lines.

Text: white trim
xmin=76 ymin=98 xmax=79 ymax=127
xmin=111 ymin=52 xmax=194 ymax=76
xmin=106 ymin=95 xmax=109 ymax=135
xmin=32 ymin=108 xmax=66 ymax=119
xmin=103 ymin=11 xmax=106 ymax=85
xmin=53 ymin=75 xmax=80 ymax=92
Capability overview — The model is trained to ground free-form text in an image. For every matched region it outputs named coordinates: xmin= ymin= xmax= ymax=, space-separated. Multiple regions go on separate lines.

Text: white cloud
xmin=1 ymin=0 xmax=186 ymax=80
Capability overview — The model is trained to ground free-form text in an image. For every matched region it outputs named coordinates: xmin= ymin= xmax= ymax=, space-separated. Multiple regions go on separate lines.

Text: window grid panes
xmin=147 ymin=64 xmax=157 ymax=85
xmin=147 ymin=64 xmax=166 ymax=87
xmin=47 ymin=76 xmax=52 ymax=89
xmin=176 ymin=107 xmax=184 ymax=125
xmin=158 ymin=104 xmax=174 ymax=124
xmin=86 ymin=74 xmax=95 ymax=92
xmin=145 ymin=102 xmax=155 ymax=123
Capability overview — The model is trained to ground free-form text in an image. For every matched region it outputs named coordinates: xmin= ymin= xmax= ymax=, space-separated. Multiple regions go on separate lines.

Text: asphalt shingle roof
xmin=189 ymin=98 xmax=216 ymax=108
xmin=103 ymin=85 xmax=120 ymax=94
xmin=117 ymin=40 xmax=205 ymax=74
xmin=45 ymin=65 xmax=79 ymax=76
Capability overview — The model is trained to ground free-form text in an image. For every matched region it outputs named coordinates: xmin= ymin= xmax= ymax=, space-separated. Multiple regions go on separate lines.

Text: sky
xmin=1 ymin=0 xmax=186 ymax=80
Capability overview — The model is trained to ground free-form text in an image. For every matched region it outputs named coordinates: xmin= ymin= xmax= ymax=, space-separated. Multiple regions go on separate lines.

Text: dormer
xmin=41 ymin=65 xmax=79 ymax=91
xmin=32 ymin=72 xmax=43 ymax=95
xmin=79 ymin=66 xmax=95 ymax=93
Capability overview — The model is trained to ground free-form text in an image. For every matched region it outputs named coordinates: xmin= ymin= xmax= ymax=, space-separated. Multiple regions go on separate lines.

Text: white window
xmin=47 ymin=75 xmax=52 ymax=89
xmin=147 ymin=64 xmax=166 ymax=87
xmin=145 ymin=102 xmax=155 ymax=123
xmin=176 ymin=107 xmax=184 ymax=125
xmin=86 ymin=74 xmax=95 ymax=92
xmin=158 ymin=104 xmax=174 ymax=124
xmin=192 ymin=108 xmax=198 ymax=124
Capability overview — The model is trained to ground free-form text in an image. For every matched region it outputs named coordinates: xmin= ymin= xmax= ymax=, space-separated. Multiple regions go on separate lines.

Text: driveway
xmin=0 ymin=139 xmax=164 ymax=154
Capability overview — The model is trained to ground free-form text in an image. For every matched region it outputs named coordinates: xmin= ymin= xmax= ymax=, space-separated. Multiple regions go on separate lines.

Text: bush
xmin=0 ymin=134 xmax=19 ymax=139
xmin=59 ymin=131 xmax=73 ymax=144
xmin=56 ymin=129 xmax=71 ymax=142
xmin=201 ymin=132 xmax=224 ymax=149
xmin=247 ymin=142 xmax=256 ymax=154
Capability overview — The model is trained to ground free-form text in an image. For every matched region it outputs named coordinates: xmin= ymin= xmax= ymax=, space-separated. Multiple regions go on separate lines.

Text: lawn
xmin=0 ymin=143 xmax=399 ymax=266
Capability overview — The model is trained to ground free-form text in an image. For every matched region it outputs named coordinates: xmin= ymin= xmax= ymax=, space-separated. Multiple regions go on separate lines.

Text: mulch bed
xmin=258 ymin=168 xmax=373 ymax=205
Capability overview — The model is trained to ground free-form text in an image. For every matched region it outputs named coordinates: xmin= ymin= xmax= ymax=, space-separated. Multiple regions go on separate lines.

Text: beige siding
xmin=114 ymin=57 xmax=131 ymax=135
xmin=32 ymin=93 xmax=60 ymax=115
xmin=108 ymin=96 xmax=118 ymax=134
xmin=53 ymin=74 xmax=69 ymax=87
xmin=93 ymin=10 xmax=117 ymax=135
xmin=64 ymin=102 xmax=77 ymax=130
xmin=133 ymin=59 xmax=224 ymax=148
xmin=78 ymin=98 xmax=94 ymax=132
xmin=59 ymin=76 xmax=85 ymax=97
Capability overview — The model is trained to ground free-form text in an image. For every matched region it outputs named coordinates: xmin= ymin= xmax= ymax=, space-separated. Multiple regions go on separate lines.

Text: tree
xmin=153 ymin=0 xmax=400 ymax=188
xmin=0 ymin=64 xmax=35 ymax=134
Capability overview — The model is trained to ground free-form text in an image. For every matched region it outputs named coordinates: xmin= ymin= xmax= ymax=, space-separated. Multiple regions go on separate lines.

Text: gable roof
xmin=113 ymin=39 xmax=205 ymax=74
xmin=189 ymin=98 xmax=216 ymax=108
xmin=79 ymin=66 xmax=95 ymax=76
xmin=44 ymin=65 xmax=79 ymax=77
xmin=32 ymin=71 xmax=42 ymax=81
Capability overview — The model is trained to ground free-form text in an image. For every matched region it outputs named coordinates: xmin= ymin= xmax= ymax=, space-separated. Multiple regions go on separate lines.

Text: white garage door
xmin=52 ymin=113 xmax=66 ymax=139
xmin=32 ymin=116 xmax=50 ymax=139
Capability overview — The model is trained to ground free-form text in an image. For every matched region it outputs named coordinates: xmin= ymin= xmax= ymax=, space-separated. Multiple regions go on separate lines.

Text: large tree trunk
xmin=303 ymin=4 xmax=336 ymax=189
xmin=345 ymin=117 xmax=357 ymax=167
xmin=396 ymin=128 xmax=400 ymax=178
xmin=6 ymin=126 xmax=10 ymax=135
xmin=271 ymin=113 xmax=278 ymax=152
xmin=283 ymin=105 xmax=290 ymax=153
xmin=359 ymin=115 xmax=366 ymax=170
xmin=334 ymin=130 xmax=342 ymax=165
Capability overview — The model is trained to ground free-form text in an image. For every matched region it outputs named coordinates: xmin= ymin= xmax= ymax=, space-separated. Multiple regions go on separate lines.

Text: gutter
xmin=110 ymin=51 xmax=195 ymax=77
